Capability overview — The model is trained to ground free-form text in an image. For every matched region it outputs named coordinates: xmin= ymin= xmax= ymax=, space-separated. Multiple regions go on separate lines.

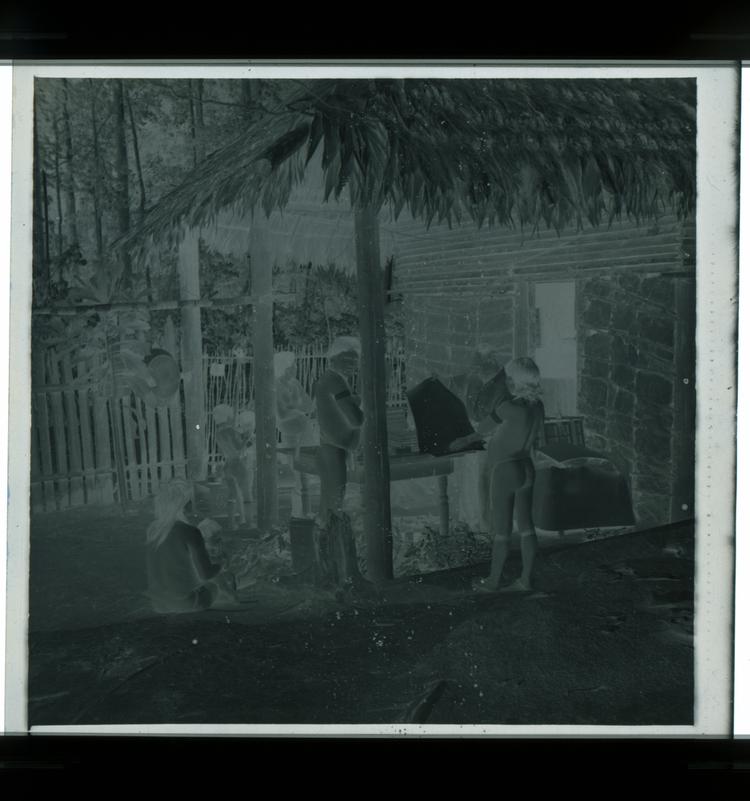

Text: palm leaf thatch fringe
xmin=117 ymin=78 xmax=696 ymax=257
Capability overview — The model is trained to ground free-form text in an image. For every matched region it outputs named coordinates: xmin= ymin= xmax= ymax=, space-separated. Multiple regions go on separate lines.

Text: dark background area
xmin=1 ymin=5 xmax=750 ymax=61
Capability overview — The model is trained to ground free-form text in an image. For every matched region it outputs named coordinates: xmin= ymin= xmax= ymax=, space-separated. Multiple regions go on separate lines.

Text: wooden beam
xmin=354 ymin=203 xmax=393 ymax=583
xmin=32 ymin=295 xmax=256 ymax=316
xmin=514 ymin=281 xmax=530 ymax=358
xmin=178 ymin=228 xmax=207 ymax=481
xmin=250 ymin=225 xmax=278 ymax=532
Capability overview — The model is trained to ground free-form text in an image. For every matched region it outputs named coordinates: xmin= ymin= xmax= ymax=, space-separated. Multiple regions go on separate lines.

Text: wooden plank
xmin=46 ymin=353 xmax=70 ymax=510
xmin=32 ymin=356 xmax=56 ymax=512
xmin=60 ymin=353 xmax=85 ymax=506
xmin=92 ymin=387 xmax=114 ymax=505
xmin=76 ymin=359 xmax=97 ymax=503
xmin=132 ymin=396 xmax=150 ymax=499
xmin=178 ymin=228 xmax=206 ymax=481
xmin=397 ymin=250 xmax=681 ymax=284
xmin=396 ymin=261 xmax=688 ymax=292
xmin=169 ymin=397 xmax=187 ymax=480
xmin=144 ymin=401 xmax=159 ymax=496
xmin=514 ymin=281 xmax=530 ymax=358
xmin=120 ymin=394 xmax=140 ymax=500
xmin=250 ymin=225 xmax=278 ymax=532
xmin=29 ymin=413 xmax=44 ymax=513
xmin=396 ymin=234 xmax=681 ymax=268
xmin=156 ymin=403 xmax=173 ymax=483
xmin=32 ymin=294 xmax=256 ymax=316
xmin=355 ymin=203 xmax=393 ymax=581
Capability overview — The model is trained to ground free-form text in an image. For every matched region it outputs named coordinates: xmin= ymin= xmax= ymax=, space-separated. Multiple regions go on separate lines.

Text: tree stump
xmin=313 ymin=512 xmax=379 ymax=602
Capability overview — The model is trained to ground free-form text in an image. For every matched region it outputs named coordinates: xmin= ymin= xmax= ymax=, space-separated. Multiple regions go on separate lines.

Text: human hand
xmin=198 ymin=518 xmax=223 ymax=537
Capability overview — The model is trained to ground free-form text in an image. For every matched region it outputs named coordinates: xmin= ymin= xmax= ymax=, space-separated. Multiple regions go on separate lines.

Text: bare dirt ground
xmin=25 ymin=502 xmax=693 ymax=727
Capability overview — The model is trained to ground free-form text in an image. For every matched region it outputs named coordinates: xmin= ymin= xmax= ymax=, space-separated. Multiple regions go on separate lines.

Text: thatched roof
xmin=119 ymin=78 xmax=696 ymax=258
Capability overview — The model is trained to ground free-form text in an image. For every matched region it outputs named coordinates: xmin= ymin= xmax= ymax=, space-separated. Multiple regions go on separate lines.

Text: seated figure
xmin=146 ymin=479 xmax=237 ymax=613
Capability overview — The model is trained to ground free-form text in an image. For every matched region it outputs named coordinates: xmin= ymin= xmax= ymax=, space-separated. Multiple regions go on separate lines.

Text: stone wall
xmin=577 ymin=274 xmax=689 ymax=527
xmin=402 ymin=291 xmax=516 ymax=386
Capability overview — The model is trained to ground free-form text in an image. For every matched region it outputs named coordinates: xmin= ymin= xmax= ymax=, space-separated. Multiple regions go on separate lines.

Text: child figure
xmin=213 ymin=404 xmax=254 ymax=529
xmin=274 ymin=351 xmax=314 ymax=457
xmin=146 ymin=479 xmax=237 ymax=614
xmin=451 ymin=357 xmax=545 ymax=592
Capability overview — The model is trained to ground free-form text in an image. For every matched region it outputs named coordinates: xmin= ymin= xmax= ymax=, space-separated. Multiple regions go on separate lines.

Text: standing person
xmin=444 ymin=345 xmax=508 ymax=532
xmin=314 ymin=336 xmax=364 ymax=522
xmin=213 ymin=404 xmax=253 ymax=528
xmin=451 ymin=357 xmax=545 ymax=592
xmin=145 ymin=479 xmax=238 ymax=613
xmin=274 ymin=351 xmax=314 ymax=457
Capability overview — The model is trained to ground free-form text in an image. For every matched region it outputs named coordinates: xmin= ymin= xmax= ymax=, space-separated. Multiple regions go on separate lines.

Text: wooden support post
xmin=178 ymin=228 xmax=206 ymax=481
xmin=250 ymin=225 xmax=278 ymax=532
xmin=514 ymin=281 xmax=530 ymax=357
xmin=354 ymin=203 xmax=393 ymax=582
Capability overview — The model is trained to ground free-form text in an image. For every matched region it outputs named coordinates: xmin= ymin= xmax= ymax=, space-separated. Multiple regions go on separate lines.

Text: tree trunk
xmin=250 ymin=225 xmax=278 ymax=532
xmin=89 ymin=81 xmax=104 ymax=265
xmin=42 ymin=170 xmax=51 ymax=274
xmin=193 ymin=79 xmax=206 ymax=161
xmin=125 ymin=87 xmax=147 ymax=222
xmin=353 ymin=203 xmax=393 ymax=582
xmin=178 ymin=228 xmax=207 ymax=481
xmin=113 ymin=80 xmax=132 ymax=288
xmin=125 ymin=85 xmax=151 ymax=298
xmin=32 ymin=98 xmax=49 ymax=306
xmin=312 ymin=512 xmax=377 ymax=600
xmin=53 ymin=117 xmax=64 ymax=261
xmin=62 ymin=79 xmax=78 ymax=248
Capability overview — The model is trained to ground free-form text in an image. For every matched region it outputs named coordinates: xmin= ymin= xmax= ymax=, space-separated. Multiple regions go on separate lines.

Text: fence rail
xmin=31 ymin=344 xmax=407 ymax=513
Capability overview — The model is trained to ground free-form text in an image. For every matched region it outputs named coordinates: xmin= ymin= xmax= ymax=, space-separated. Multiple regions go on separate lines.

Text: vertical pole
xmin=354 ymin=203 xmax=393 ymax=582
xmin=514 ymin=281 xmax=530 ymax=357
xmin=178 ymin=227 xmax=206 ymax=481
xmin=250 ymin=224 xmax=278 ymax=532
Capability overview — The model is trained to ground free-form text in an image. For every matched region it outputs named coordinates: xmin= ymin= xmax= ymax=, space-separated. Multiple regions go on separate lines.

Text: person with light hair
xmin=444 ymin=345 xmax=507 ymax=532
xmin=213 ymin=404 xmax=254 ymax=528
xmin=145 ymin=479 xmax=238 ymax=613
xmin=451 ymin=356 xmax=545 ymax=592
xmin=314 ymin=336 xmax=364 ymax=521
xmin=274 ymin=351 xmax=314 ymax=456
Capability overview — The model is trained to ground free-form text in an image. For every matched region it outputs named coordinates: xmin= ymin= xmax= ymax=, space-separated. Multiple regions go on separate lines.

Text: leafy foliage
xmin=119 ymin=77 xmax=696 ymax=256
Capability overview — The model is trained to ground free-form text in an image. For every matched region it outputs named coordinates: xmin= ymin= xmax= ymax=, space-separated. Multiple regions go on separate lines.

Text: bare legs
xmin=473 ymin=459 xmax=537 ymax=592
xmin=317 ymin=443 xmax=348 ymax=523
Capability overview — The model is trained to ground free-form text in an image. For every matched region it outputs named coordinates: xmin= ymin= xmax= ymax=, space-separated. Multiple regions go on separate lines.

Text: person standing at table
xmin=444 ymin=345 xmax=508 ymax=533
xmin=314 ymin=336 xmax=364 ymax=522
xmin=452 ymin=357 xmax=545 ymax=592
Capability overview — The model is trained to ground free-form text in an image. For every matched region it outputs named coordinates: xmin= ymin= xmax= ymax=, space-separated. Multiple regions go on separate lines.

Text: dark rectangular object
xmin=406 ymin=377 xmax=484 ymax=456
xmin=533 ymin=444 xmax=635 ymax=531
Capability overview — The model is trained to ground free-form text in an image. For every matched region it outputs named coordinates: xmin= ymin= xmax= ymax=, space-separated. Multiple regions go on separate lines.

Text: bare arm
xmin=185 ymin=526 xmax=221 ymax=582
xmin=315 ymin=372 xmax=363 ymax=449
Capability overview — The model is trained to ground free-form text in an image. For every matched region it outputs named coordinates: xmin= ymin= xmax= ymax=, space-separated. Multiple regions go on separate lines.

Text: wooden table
xmin=286 ymin=446 xmax=464 ymax=537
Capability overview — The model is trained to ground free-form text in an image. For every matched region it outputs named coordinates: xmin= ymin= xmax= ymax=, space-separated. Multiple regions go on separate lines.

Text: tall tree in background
xmin=61 ymin=79 xmax=79 ymax=249
xmin=88 ymin=80 xmax=105 ymax=266
xmin=113 ymin=80 xmax=132 ymax=288
xmin=32 ymin=89 xmax=49 ymax=306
